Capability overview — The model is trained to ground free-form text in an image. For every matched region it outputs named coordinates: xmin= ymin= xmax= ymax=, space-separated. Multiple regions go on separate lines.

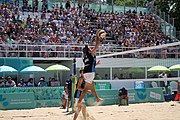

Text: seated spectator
xmin=27 ymin=78 xmax=34 ymax=87
xmin=113 ymin=74 xmax=119 ymax=80
xmin=102 ymin=74 xmax=109 ymax=80
xmin=18 ymin=78 xmax=26 ymax=87
xmin=5 ymin=76 xmax=16 ymax=87
xmin=38 ymin=77 xmax=47 ymax=87
xmin=47 ymin=77 xmax=52 ymax=86
xmin=94 ymin=73 xmax=101 ymax=80
xmin=118 ymin=87 xmax=128 ymax=106
xmin=0 ymin=77 xmax=6 ymax=87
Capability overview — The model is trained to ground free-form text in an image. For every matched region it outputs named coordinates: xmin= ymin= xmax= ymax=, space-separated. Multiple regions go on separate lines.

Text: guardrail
xmin=0 ymin=43 xmax=180 ymax=58
xmin=0 ymin=44 xmax=139 ymax=58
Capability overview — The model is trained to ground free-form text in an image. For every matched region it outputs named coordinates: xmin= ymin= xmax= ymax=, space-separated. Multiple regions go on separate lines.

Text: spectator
xmin=118 ymin=87 xmax=128 ymax=106
xmin=61 ymin=87 xmax=68 ymax=109
xmin=65 ymin=0 xmax=71 ymax=10
xmin=17 ymin=78 xmax=26 ymax=87
xmin=5 ymin=76 xmax=16 ymax=87
xmin=38 ymin=77 xmax=47 ymax=87
xmin=102 ymin=74 xmax=109 ymax=80
xmin=27 ymin=78 xmax=34 ymax=87
xmin=0 ymin=77 xmax=6 ymax=87
xmin=119 ymin=74 xmax=125 ymax=79
xmin=65 ymin=74 xmax=72 ymax=112
xmin=0 ymin=1 xmax=175 ymax=59
xmin=47 ymin=77 xmax=52 ymax=86
xmin=159 ymin=72 xmax=168 ymax=93
xmin=113 ymin=74 xmax=119 ymax=80
xmin=94 ymin=73 xmax=101 ymax=80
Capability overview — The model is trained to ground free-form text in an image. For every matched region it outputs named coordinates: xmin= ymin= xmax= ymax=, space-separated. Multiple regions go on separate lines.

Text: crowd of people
xmin=0 ymin=0 xmax=175 ymax=58
xmin=0 ymin=76 xmax=56 ymax=88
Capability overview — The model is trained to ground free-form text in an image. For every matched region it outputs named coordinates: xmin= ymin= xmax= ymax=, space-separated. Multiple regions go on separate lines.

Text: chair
xmin=151 ymin=81 xmax=158 ymax=88
xmin=151 ymin=81 xmax=166 ymax=94
xmin=169 ymin=81 xmax=178 ymax=94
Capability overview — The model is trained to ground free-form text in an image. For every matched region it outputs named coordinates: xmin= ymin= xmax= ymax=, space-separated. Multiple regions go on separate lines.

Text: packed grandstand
xmin=0 ymin=0 xmax=179 ymax=58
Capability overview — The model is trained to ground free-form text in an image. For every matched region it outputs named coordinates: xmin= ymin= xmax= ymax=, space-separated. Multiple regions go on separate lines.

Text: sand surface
xmin=0 ymin=102 xmax=180 ymax=120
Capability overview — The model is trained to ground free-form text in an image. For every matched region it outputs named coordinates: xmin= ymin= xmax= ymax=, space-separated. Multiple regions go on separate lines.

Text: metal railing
xmin=153 ymin=7 xmax=179 ymax=41
xmin=0 ymin=43 xmax=180 ymax=59
xmin=0 ymin=43 xmax=138 ymax=58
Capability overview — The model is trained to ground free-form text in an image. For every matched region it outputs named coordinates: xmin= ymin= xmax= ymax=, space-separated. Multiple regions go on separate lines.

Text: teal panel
xmin=85 ymin=88 xmax=165 ymax=106
xmin=0 ymin=87 xmax=64 ymax=108
xmin=128 ymin=88 xmax=165 ymax=103
xmin=0 ymin=92 xmax=35 ymax=110
xmin=0 ymin=87 xmax=64 ymax=100
xmin=85 ymin=90 xmax=118 ymax=106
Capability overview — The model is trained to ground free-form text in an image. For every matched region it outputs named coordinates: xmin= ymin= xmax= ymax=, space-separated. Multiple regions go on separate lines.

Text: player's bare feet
xmin=96 ymin=98 xmax=103 ymax=102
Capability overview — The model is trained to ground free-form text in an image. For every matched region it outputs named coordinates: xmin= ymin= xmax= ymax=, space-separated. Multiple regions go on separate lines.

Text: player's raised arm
xmin=91 ymin=29 xmax=106 ymax=56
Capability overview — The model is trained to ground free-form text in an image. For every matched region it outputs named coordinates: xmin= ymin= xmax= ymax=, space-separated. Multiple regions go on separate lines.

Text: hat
xmin=7 ymin=76 xmax=11 ymax=79
xmin=40 ymin=78 xmax=44 ymax=80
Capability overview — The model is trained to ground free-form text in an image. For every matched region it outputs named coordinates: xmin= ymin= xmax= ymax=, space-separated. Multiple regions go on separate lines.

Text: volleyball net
xmin=97 ymin=41 xmax=180 ymax=59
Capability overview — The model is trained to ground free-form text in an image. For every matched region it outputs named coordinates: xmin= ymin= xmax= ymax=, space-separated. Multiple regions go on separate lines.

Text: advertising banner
xmin=128 ymin=88 xmax=165 ymax=103
xmin=85 ymin=88 xmax=165 ymax=106
xmin=0 ymin=92 xmax=35 ymax=110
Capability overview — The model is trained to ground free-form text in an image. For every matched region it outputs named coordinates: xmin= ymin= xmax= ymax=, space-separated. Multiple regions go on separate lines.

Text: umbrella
xmin=46 ymin=64 xmax=70 ymax=71
xmin=169 ymin=64 xmax=180 ymax=71
xmin=20 ymin=65 xmax=46 ymax=73
xmin=0 ymin=65 xmax=18 ymax=73
xmin=46 ymin=64 xmax=70 ymax=85
xmin=147 ymin=65 xmax=170 ymax=72
xmin=169 ymin=64 xmax=180 ymax=77
xmin=0 ymin=65 xmax=18 ymax=78
xmin=20 ymin=66 xmax=46 ymax=86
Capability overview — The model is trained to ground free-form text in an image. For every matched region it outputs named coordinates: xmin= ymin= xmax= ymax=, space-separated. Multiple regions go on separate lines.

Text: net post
xmin=71 ymin=57 xmax=76 ymax=113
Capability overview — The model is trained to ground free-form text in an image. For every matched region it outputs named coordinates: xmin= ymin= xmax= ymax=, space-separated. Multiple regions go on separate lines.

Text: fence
xmin=0 ymin=43 xmax=180 ymax=59
xmin=153 ymin=6 xmax=179 ymax=41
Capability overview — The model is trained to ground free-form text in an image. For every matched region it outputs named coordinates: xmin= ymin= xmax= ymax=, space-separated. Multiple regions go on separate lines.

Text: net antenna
xmin=97 ymin=41 xmax=180 ymax=58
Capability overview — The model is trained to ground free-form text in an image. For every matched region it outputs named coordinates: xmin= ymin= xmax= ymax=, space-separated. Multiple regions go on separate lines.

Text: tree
xmin=114 ymin=0 xmax=147 ymax=7
xmin=156 ymin=0 xmax=180 ymax=31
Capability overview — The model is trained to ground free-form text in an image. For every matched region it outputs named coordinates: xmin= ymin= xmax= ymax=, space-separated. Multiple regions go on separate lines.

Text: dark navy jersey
xmin=83 ymin=51 xmax=96 ymax=73
xmin=74 ymin=77 xmax=85 ymax=98
xmin=65 ymin=79 xmax=72 ymax=92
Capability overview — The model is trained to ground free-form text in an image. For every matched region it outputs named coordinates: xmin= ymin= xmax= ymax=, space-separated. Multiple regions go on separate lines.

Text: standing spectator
xmin=65 ymin=74 xmax=72 ymax=112
xmin=83 ymin=1 xmax=89 ymax=12
xmin=17 ymin=78 xmax=26 ymax=87
xmin=5 ymin=76 xmax=16 ymax=87
xmin=65 ymin=0 xmax=71 ymax=10
xmin=159 ymin=72 xmax=168 ymax=93
xmin=77 ymin=3 xmax=82 ymax=16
